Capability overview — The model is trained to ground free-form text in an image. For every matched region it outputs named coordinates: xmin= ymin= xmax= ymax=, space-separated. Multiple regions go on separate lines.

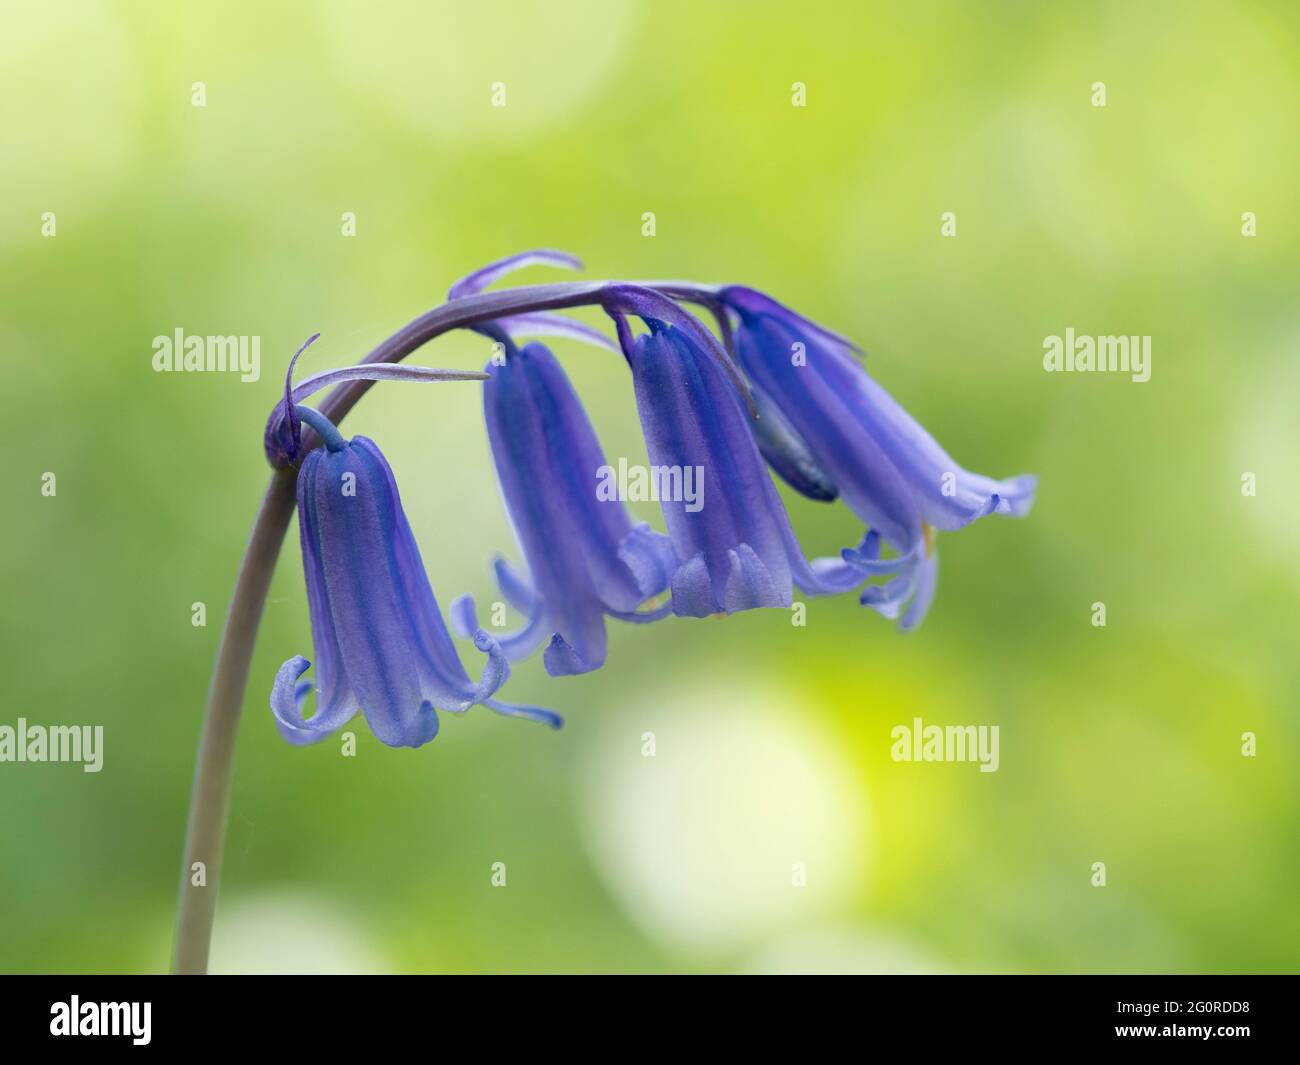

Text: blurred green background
xmin=2 ymin=0 xmax=1297 ymax=974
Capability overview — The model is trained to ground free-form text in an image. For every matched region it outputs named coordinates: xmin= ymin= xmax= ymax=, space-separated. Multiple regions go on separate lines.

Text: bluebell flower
xmin=612 ymin=313 xmax=868 ymax=618
xmin=450 ymin=332 xmax=677 ymax=677
xmin=717 ymin=286 xmax=1037 ymax=629
xmin=270 ymin=404 xmax=560 ymax=748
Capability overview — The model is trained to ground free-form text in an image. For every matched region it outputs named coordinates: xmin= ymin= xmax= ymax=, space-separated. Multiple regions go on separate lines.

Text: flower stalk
xmin=172 ymin=466 xmax=296 ymax=974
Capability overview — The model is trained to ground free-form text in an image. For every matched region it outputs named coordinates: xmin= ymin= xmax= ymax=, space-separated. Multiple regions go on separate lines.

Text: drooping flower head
xmin=442 ymin=253 xmax=677 ymax=676
xmin=445 ymin=253 xmax=864 ymax=633
xmin=609 ymin=307 xmax=869 ymax=619
xmin=451 ymin=331 xmax=677 ymax=676
xmin=268 ymin=349 xmax=558 ymax=749
xmin=717 ymin=286 xmax=1037 ymax=629
xmin=257 ymin=249 xmax=1039 ymax=757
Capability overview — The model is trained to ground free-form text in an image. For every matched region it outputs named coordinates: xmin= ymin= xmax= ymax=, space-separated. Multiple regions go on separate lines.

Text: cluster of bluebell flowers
xmin=262 ymin=252 xmax=1036 ymax=750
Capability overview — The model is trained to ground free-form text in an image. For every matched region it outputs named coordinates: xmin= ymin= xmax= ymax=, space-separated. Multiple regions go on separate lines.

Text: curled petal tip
xmin=270 ymin=655 xmax=354 ymax=745
xmin=449 ymin=594 xmax=478 ymax=639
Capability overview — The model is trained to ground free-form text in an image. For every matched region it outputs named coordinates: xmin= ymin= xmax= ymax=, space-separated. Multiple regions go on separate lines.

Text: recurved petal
xmin=270 ymin=655 xmax=357 ymax=746
xmin=462 ymin=629 xmax=511 ymax=705
xmin=782 ymin=524 xmax=875 ymax=596
xmin=467 ymin=630 xmax=561 ymax=726
xmin=841 ymin=532 xmax=916 ymax=575
xmin=859 ymin=575 xmax=912 ymax=620
xmin=450 ymin=593 xmax=549 ymax=662
xmin=852 ymin=537 xmax=938 ymax=631
xmin=493 ymin=557 xmax=541 ymax=614
xmin=484 ymin=698 xmax=564 ymax=730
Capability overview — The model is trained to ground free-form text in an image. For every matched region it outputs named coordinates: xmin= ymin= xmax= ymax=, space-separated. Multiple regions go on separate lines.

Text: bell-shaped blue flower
xmin=271 ymin=406 xmax=559 ymax=748
xmin=718 ymin=286 xmax=1036 ymax=629
xmin=614 ymin=314 xmax=868 ymax=619
xmin=451 ymin=335 xmax=677 ymax=677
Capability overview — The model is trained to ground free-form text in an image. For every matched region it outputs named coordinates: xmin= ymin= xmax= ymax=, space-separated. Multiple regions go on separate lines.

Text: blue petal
xmin=850 ymin=538 xmax=939 ymax=631
xmin=848 ymin=371 xmax=1038 ymax=531
xmin=299 ymin=446 xmax=431 ymax=746
xmin=782 ymin=524 xmax=872 ymax=596
xmin=449 ymin=593 xmax=479 ymax=639
xmin=270 ymin=655 xmax=357 ymax=746
xmin=668 ymin=554 xmax=719 ymax=619
xmin=484 ymin=697 xmax=564 ymax=730
xmin=282 ymin=433 xmax=542 ymax=750
xmin=729 ymin=306 xmax=924 ymax=550
xmin=485 ymin=345 xmax=610 ymax=637
xmin=296 ymin=450 xmax=351 ymax=715
xmin=493 ymin=557 xmax=541 ymax=614
xmin=859 ymin=576 xmax=911 ymax=619
xmin=482 ymin=342 xmax=661 ymax=668
xmin=608 ymin=598 xmax=674 ymax=624
xmin=901 ymin=554 xmax=940 ymax=631
xmin=450 ymin=592 xmax=548 ymax=661
xmin=625 ymin=321 xmax=797 ymax=617
xmin=616 ymin=523 xmax=678 ymax=602
xmin=464 ymin=629 xmax=512 ymax=706
xmin=722 ymin=544 xmax=789 ymax=613
xmin=543 ymin=633 xmax=597 ymax=676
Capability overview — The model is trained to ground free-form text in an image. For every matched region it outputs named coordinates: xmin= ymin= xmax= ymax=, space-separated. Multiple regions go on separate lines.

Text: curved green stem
xmin=172 ymin=468 xmax=297 ymax=974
